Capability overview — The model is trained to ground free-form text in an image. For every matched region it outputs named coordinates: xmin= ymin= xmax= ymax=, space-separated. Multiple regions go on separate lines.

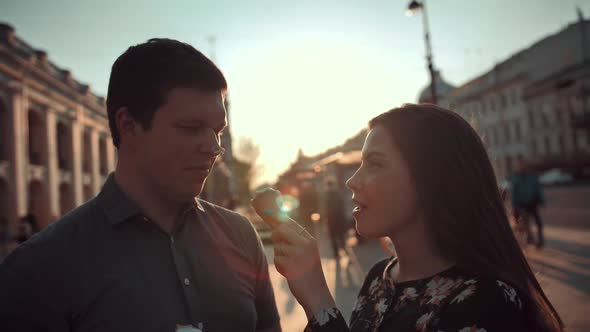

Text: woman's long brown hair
xmin=369 ymin=103 xmax=563 ymax=332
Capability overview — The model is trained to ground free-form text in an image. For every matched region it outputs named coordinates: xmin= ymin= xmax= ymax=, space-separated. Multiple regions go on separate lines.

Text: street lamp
xmin=406 ymin=0 xmax=437 ymax=104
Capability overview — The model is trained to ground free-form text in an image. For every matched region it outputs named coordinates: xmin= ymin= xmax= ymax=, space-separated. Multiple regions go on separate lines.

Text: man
xmin=509 ymin=159 xmax=545 ymax=248
xmin=0 ymin=39 xmax=280 ymax=331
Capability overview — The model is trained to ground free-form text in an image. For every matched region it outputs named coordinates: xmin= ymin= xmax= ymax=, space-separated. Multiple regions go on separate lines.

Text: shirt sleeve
xmin=0 ymin=241 xmax=70 ymax=331
xmin=431 ymin=278 xmax=528 ymax=332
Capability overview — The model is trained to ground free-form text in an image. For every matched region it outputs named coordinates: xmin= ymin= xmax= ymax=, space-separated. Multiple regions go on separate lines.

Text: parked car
xmin=539 ymin=168 xmax=574 ymax=185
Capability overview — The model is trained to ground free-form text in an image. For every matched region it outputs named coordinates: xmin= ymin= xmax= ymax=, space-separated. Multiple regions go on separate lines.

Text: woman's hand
xmin=252 ymin=189 xmax=336 ymax=319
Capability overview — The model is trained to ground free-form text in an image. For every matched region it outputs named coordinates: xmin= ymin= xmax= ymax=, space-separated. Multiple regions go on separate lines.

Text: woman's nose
xmin=346 ymin=171 xmax=360 ymax=192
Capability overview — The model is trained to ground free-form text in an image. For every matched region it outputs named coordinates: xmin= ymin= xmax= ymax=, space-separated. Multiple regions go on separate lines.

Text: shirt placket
xmin=168 ymin=209 xmax=204 ymax=326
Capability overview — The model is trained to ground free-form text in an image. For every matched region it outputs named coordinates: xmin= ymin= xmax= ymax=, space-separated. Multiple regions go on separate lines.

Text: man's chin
xmin=173 ymin=183 xmax=205 ymax=202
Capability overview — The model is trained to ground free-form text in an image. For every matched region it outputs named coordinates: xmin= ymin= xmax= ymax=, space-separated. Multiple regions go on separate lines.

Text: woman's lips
xmin=352 ymin=205 xmax=365 ymax=218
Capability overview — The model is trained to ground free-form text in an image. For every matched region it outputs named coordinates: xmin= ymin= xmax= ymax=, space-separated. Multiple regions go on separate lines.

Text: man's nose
xmin=199 ymin=128 xmax=224 ymax=157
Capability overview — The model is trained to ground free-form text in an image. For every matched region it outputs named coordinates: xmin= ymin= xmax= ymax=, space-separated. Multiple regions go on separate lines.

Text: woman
xmin=261 ymin=104 xmax=563 ymax=332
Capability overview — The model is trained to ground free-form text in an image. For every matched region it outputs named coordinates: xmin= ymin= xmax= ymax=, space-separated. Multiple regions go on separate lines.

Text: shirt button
xmin=183 ymin=277 xmax=190 ymax=286
xmin=142 ymin=216 xmax=149 ymax=222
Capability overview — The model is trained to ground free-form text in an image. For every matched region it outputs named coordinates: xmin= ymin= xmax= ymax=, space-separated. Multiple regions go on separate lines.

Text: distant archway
xmin=0 ymin=178 xmax=8 ymax=223
xmin=59 ymin=183 xmax=75 ymax=216
xmin=57 ymin=122 xmax=72 ymax=170
xmin=27 ymin=180 xmax=48 ymax=230
xmin=0 ymin=98 xmax=7 ymax=161
xmin=28 ymin=110 xmax=46 ymax=165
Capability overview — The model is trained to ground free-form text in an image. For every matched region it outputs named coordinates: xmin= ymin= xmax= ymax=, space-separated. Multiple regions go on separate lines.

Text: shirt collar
xmin=96 ymin=173 xmax=205 ymax=225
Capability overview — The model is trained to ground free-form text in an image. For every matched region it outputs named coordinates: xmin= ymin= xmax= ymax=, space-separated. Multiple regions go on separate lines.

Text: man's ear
xmin=115 ymin=107 xmax=138 ymax=144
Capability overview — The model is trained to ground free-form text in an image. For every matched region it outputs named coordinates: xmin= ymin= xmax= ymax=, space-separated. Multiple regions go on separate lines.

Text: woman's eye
xmin=367 ymin=160 xmax=382 ymax=168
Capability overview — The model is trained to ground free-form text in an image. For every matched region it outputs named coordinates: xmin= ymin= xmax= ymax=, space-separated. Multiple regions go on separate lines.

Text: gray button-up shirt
xmin=0 ymin=174 xmax=280 ymax=331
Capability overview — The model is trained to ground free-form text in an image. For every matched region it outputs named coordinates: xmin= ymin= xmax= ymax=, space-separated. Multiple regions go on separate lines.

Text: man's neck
xmin=114 ymin=162 xmax=185 ymax=234
xmin=388 ymin=221 xmax=454 ymax=283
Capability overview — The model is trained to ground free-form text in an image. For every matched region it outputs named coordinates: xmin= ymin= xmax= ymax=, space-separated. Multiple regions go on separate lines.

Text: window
xmin=544 ymin=136 xmax=552 ymax=154
xmin=0 ymin=99 xmax=6 ymax=161
xmin=504 ymin=124 xmax=511 ymax=144
xmin=558 ymin=135 xmax=565 ymax=153
xmin=505 ymin=155 xmax=513 ymax=175
xmin=531 ymin=139 xmax=537 ymax=156
xmin=515 ymin=122 xmax=522 ymax=142
xmin=528 ymin=110 xmax=535 ymax=129
xmin=500 ymin=93 xmax=508 ymax=109
xmin=492 ymin=127 xmax=498 ymax=146
xmin=511 ymin=89 xmax=518 ymax=105
xmin=542 ymin=113 xmax=549 ymax=128
xmin=554 ymin=107 xmax=562 ymax=124
xmin=490 ymin=98 xmax=496 ymax=112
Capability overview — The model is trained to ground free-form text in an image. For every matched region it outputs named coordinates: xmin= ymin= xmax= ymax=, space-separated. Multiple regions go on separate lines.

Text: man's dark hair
xmin=106 ymin=38 xmax=227 ymax=148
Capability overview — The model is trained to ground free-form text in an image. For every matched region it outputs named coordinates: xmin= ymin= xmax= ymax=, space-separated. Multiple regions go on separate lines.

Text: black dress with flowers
xmin=305 ymin=257 xmax=528 ymax=332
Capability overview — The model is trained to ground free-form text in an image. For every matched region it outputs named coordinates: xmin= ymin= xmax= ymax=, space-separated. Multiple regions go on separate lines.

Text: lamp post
xmin=406 ymin=0 xmax=437 ymax=104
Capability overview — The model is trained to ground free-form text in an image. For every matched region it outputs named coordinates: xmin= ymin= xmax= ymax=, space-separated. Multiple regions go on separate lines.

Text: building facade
xmin=0 ymin=22 xmax=236 ymax=232
xmin=446 ymin=18 xmax=590 ymax=179
xmin=0 ymin=23 xmax=116 ymax=230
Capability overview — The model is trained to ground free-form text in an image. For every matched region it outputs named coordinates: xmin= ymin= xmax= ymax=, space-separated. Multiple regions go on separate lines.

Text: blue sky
xmin=2 ymin=0 xmax=589 ymax=184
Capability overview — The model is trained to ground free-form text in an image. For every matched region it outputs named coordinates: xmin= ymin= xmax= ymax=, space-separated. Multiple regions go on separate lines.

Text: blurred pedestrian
xmin=22 ymin=212 xmax=39 ymax=235
xmin=14 ymin=216 xmax=32 ymax=244
xmin=0 ymin=217 xmax=11 ymax=261
xmin=325 ymin=180 xmax=347 ymax=260
xmin=509 ymin=159 xmax=545 ymax=248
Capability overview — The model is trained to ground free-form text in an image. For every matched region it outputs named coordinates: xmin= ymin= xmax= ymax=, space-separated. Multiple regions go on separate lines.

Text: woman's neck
xmin=388 ymin=220 xmax=454 ymax=283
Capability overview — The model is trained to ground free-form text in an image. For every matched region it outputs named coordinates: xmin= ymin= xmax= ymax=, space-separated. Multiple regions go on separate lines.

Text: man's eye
xmin=180 ymin=125 xmax=201 ymax=131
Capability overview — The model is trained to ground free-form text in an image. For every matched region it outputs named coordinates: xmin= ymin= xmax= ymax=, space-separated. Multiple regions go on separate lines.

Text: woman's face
xmin=346 ymin=125 xmax=419 ymax=238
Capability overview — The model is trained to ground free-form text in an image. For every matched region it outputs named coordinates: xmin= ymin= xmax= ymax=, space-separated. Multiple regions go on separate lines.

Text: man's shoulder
xmin=17 ymin=199 xmax=101 ymax=251
xmin=1 ymin=199 xmax=103 ymax=277
xmin=198 ymin=198 xmax=252 ymax=225
xmin=197 ymin=199 xmax=261 ymax=246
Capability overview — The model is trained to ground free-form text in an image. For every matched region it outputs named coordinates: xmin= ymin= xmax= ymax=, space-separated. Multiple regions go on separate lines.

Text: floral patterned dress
xmin=305 ymin=257 xmax=528 ymax=332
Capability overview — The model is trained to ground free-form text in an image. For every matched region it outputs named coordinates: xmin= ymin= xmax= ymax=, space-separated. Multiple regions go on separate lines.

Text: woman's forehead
xmin=362 ymin=127 xmax=395 ymax=157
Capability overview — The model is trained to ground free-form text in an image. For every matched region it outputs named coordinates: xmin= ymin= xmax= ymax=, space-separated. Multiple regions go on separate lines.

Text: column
xmin=71 ymin=106 xmax=83 ymax=206
xmin=106 ymin=139 xmax=116 ymax=173
xmin=90 ymin=128 xmax=101 ymax=195
xmin=8 ymin=84 xmax=28 ymax=227
xmin=45 ymin=110 xmax=59 ymax=219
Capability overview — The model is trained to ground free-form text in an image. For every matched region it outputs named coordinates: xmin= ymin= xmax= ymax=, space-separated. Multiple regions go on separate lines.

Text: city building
xmin=444 ymin=18 xmax=590 ymax=179
xmin=0 ymin=23 xmax=115 ymax=230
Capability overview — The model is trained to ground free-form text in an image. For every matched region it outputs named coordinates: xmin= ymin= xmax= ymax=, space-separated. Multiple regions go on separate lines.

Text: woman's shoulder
xmin=450 ymin=274 xmax=525 ymax=310
xmin=366 ymin=257 xmax=394 ymax=281
xmin=432 ymin=273 xmax=528 ymax=331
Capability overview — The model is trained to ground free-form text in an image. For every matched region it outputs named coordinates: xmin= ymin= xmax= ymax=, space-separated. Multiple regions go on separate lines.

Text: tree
xmin=233 ymin=137 xmax=263 ymax=205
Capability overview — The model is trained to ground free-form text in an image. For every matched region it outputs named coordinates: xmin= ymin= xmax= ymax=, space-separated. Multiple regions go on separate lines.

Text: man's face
xmin=131 ymin=87 xmax=227 ymax=202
